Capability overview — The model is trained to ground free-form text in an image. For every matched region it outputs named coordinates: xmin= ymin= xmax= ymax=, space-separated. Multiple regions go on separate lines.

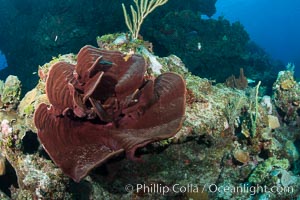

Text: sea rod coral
xmin=34 ymin=45 xmax=186 ymax=182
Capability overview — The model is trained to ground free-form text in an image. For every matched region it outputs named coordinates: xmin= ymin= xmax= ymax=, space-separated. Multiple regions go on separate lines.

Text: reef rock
xmin=1 ymin=35 xmax=300 ymax=199
xmin=0 ymin=75 xmax=21 ymax=110
xmin=273 ymin=70 xmax=300 ymax=123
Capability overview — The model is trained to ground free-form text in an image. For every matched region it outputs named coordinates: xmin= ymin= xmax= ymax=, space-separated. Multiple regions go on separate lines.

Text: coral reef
xmin=0 ymin=0 xmax=217 ymax=93
xmin=144 ymin=10 xmax=283 ymax=87
xmin=225 ymin=68 xmax=248 ymax=90
xmin=248 ymin=157 xmax=290 ymax=185
xmin=0 ymin=75 xmax=21 ymax=110
xmin=273 ymin=69 xmax=300 ymax=124
xmin=0 ymin=35 xmax=299 ymax=199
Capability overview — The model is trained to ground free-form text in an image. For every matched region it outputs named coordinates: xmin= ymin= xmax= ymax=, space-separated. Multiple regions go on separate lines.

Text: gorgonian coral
xmin=34 ymin=45 xmax=186 ymax=182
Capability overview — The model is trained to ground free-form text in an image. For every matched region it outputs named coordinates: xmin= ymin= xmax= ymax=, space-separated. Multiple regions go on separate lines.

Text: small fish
xmin=247 ymin=78 xmax=256 ymax=84
xmin=197 ymin=42 xmax=202 ymax=50
xmin=54 ymin=35 xmax=58 ymax=42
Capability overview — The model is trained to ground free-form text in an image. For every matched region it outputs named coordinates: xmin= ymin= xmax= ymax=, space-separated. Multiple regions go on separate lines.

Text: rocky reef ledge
xmin=0 ymin=34 xmax=299 ymax=200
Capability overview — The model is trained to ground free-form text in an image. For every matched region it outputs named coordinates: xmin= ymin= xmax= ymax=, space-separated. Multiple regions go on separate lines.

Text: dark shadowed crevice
xmin=0 ymin=159 xmax=18 ymax=197
xmin=292 ymin=138 xmax=300 ymax=175
xmin=21 ymin=131 xmax=40 ymax=154
xmin=67 ymin=180 xmax=92 ymax=200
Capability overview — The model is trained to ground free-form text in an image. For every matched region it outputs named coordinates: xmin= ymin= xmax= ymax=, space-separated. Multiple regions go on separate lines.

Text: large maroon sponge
xmin=34 ymin=45 xmax=186 ymax=182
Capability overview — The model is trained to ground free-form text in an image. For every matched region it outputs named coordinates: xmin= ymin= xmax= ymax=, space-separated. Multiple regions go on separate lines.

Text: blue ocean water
xmin=0 ymin=50 xmax=8 ymax=71
xmin=214 ymin=0 xmax=300 ymax=76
